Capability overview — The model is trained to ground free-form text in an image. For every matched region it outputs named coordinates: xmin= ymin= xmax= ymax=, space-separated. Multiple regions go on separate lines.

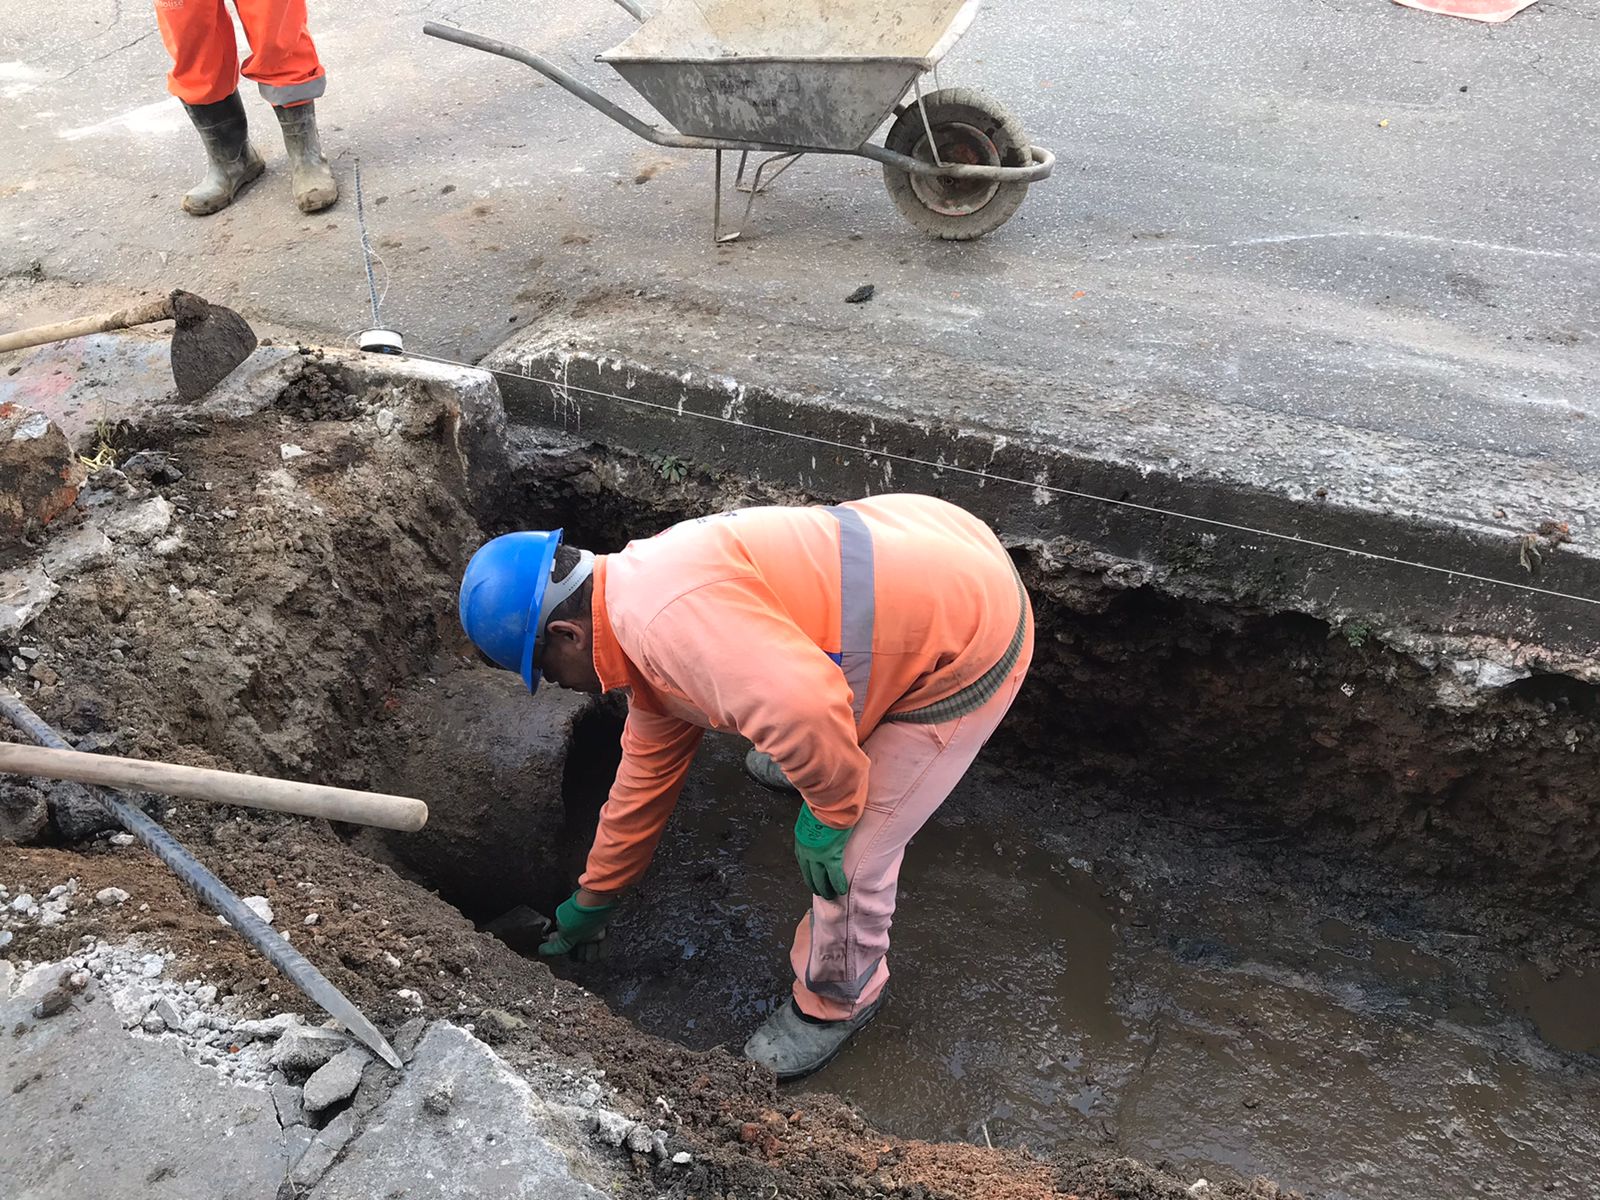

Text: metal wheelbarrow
xmin=423 ymin=0 xmax=1055 ymax=242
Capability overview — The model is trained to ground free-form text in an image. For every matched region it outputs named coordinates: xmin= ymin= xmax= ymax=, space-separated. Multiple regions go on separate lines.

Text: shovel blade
xmin=168 ymin=289 xmax=257 ymax=401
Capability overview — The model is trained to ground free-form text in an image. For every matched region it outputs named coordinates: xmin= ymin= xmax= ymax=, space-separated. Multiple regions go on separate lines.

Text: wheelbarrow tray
xmin=597 ymin=0 xmax=983 ymax=151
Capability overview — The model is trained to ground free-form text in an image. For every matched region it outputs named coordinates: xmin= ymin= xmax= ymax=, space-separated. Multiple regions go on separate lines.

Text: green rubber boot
xmin=180 ymin=93 xmax=265 ymax=216
xmin=274 ymin=100 xmax=338 ymax=213
xmin=743 ymin=996 xmax=884 ymax=1081
xmin=744 ymin=747 xmax=799 ymax=793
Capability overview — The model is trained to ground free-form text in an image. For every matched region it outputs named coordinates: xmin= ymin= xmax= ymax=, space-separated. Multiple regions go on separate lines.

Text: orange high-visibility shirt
xmin=579 ymin=493 xmax=1023 ymax=894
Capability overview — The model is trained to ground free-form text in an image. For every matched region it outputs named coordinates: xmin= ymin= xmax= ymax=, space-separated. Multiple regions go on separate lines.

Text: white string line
xmin=406 ymin=352 xmax=1600 ymax=611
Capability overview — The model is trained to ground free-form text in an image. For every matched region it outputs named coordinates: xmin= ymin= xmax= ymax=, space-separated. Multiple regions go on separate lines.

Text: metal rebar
xmin=0 ymin=690 xmax=401 ymax=1069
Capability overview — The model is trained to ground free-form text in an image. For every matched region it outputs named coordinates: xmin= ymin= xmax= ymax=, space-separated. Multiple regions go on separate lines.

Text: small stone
xmin=475 ymin=1007 xmax=524 ymax=1044
xmin=302 ymin=1046 xmax=370 ymax=1112
xmin=241 ymin=895 xmax=273 ymax=924
xmin=394 ymin=988 xmax=423 ymax=1009
xmin=374 ymin=409 xmax=398 ymax=436
xmin=37 ymin=910 xmax=66 ymax=927
xmin=33 ymin=987 xmax=73 ymax=1019
xmin=0 ymin=931 xmax=12 ymax=949
xmin=153 ymin=997 xmax=183 ymax=1031
xmin=67 ymin=970 xmax=90 ymax=991
xmin=1189 ymin=1181 xmax=1212 ymax=1197
xmin=45 ymin=884 xmax=68 ymax=900
xmin=624 ymin=1123 xmax=656 ymax=1154
xmin=593 ymin=1110 xmax=631 ymax=1146
xmin=279 ymin=443 xmax=308 ymax=461
xmin=109 ymin=833 xmax=135 ymax=846
xmin=10 ymin=894 xmax=34 ymax=912
xmin=140 ymin=1010 xmax=166 ymax=1034
xmin=303 ymin=912 xmax=319 ymax=926
xmin=139 ymin=954 xmax=165 ymax=978
xmin=382 ymin=951 xmax=402 ymax=970
xmin=95 ymin=887 xmax=130 ymax=907
xmin=194 ymin=984 xmax=218 ymax=1005
xmin=672 ymin=1151 xmax=693 ymax=1166
xmin=17 ymin=646 xmax=39 ymax=661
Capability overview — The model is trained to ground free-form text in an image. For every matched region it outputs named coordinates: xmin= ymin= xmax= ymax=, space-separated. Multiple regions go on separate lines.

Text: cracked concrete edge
xmin=482 ymin=334 xmax=1600 ymax=686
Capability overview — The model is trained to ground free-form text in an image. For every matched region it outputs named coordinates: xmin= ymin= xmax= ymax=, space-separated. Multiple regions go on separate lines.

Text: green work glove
xmin=539 ymin=891 xmax=614 ymax=962
xmin=794 ymin=805 xmax=852 ymax=901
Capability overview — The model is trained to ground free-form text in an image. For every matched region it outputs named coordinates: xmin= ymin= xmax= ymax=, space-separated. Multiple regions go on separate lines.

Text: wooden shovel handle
xmin=0 ymin=295 xmax=177 ymax=354
xmin=0 ymin=742 xmax=429 ymax=832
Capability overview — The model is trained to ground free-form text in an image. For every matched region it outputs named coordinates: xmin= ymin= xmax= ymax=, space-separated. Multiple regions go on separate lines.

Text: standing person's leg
xmin=745 ymin=632 xmax=1033 ymax=1078
xmin=156 ymin=0 xmax=265 ymax=215
xmin=233 ymin=0 xmax=336 ymax=211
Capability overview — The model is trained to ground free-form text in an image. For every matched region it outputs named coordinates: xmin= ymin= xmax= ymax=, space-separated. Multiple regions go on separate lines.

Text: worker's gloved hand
xmin=794 ymin=805 xmax=852 ymax=901
xmin=539 ymin=891 xmax=615 ymax=962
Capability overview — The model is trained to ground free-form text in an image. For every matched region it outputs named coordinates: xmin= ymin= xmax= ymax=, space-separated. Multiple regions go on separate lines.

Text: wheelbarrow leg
xmin=736 ymin=151 xmax=804 ymax=196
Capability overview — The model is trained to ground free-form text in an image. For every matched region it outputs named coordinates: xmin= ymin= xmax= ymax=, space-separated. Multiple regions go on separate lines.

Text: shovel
xmin=0 ymin=289 xmax=258 ymax=401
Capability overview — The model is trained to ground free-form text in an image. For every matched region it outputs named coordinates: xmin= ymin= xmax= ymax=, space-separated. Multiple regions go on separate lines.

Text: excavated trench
xmin=7 ymin=354 xmax=1600 ymax=1199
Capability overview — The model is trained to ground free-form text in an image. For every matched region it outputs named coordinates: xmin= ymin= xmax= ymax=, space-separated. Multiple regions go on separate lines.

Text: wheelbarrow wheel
xmin=882 ymin=87 xmax=1031 ymax=240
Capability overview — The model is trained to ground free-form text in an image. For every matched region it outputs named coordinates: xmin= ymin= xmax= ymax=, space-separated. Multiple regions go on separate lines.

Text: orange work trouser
xmin=155 ymin=0 xmax=325 ymax=107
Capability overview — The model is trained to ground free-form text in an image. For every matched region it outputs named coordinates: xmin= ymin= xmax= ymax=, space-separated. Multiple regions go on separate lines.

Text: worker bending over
xmin=155 ymin=0 xmax=337 ymax=214
xmin=459 ymin=494 xmax=1032 ymax=1077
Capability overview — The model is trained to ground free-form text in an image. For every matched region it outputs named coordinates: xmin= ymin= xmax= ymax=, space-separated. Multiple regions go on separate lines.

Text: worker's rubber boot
xmin=274 ymin=100 xmax=338 ymax=213
xmin=744 ymin=747 xmax=799 ymax=794
xmin=743 ymin=996 xmax=884 ymax=1081
xmin=180 ymin=93 xmax=265 ymax=216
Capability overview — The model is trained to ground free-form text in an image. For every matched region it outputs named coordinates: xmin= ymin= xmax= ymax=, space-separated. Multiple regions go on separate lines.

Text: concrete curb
xmin=486 ymin=337 xmax=1600 ymax=682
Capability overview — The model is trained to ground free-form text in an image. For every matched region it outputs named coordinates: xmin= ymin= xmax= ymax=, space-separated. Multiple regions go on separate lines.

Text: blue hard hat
xmin=458 ymin=529 xmax=563 ymax=693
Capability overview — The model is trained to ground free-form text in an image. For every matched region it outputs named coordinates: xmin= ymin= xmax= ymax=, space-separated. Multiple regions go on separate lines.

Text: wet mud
xmin=549 ymin=736 xmax=1600 ymax=1200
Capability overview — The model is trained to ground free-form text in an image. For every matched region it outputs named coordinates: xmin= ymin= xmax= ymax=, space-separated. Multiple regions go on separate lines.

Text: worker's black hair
xmin=547 ymin=542 xmax=594 ymax=626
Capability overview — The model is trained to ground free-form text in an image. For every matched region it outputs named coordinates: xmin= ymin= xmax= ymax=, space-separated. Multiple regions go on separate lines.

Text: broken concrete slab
xmin=92 ymin=495 xmax=174 ymax=546
xmin=303 ymin=1045 xmax=371 ymax=1113
xmin=0 ymin=564 xmax=58 ymax=641
xmin=269 ymin=1025 xmax=350 ymax=1074
xmin=0 ymin=405 xmax=83 ymax=539
xmin=0 ymin=963 xmax=289 ymax=1198
xmin=39 ymin=525 xmax=113 ymax=581
xmin=309 ymin=1022 xmax=620 ymax=1200
xmin=290 ymin=1109 xmax=356 ymax=1191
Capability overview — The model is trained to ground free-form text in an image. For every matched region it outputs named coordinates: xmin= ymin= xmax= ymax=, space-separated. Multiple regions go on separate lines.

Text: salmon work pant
xmin=155 ymin=0 xmax=326 ymax=107
xmin=790 ymin=624 xmax=1033 ymax=1021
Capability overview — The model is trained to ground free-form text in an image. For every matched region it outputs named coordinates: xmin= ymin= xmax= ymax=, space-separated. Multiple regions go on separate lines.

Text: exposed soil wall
xmin=496 ymin=430 xmax=1600 ymax=928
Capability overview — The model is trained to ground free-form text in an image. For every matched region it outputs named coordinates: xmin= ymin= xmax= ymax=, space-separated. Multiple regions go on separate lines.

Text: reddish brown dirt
xmin=0 ymin=358 xmax=1294 ymax=1200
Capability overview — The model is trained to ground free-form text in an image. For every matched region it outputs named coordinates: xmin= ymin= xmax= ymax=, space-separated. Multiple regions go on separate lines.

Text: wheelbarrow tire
xmin=882 ymin=87 xmax=1031 ymax=240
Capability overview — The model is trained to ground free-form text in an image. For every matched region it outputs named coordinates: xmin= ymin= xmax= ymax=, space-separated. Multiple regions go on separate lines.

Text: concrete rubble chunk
xmin=272 ymin=1073 xmax=307 ymax=1127
xmin=302 ymin=1046 xmax=371 ymax=1111
xmin=0 ymin=566 xmax=59 ymax=642
xmin=96 ymin=495 xmax=174 ymax=546
xmin=95 ymin=887 xmax=131 ymax=906
xmin=269 ymin=1025 xmax=349 ymax=1072
xmin=308 ymin=1022 xmax=619 ymax=1200
xmin=40 ymin=526 xmax=114 ymax=582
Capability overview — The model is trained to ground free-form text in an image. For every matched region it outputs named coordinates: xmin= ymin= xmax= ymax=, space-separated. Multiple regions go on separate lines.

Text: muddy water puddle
xmin=551 ymin=736 xmax=1600 ymax=1198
